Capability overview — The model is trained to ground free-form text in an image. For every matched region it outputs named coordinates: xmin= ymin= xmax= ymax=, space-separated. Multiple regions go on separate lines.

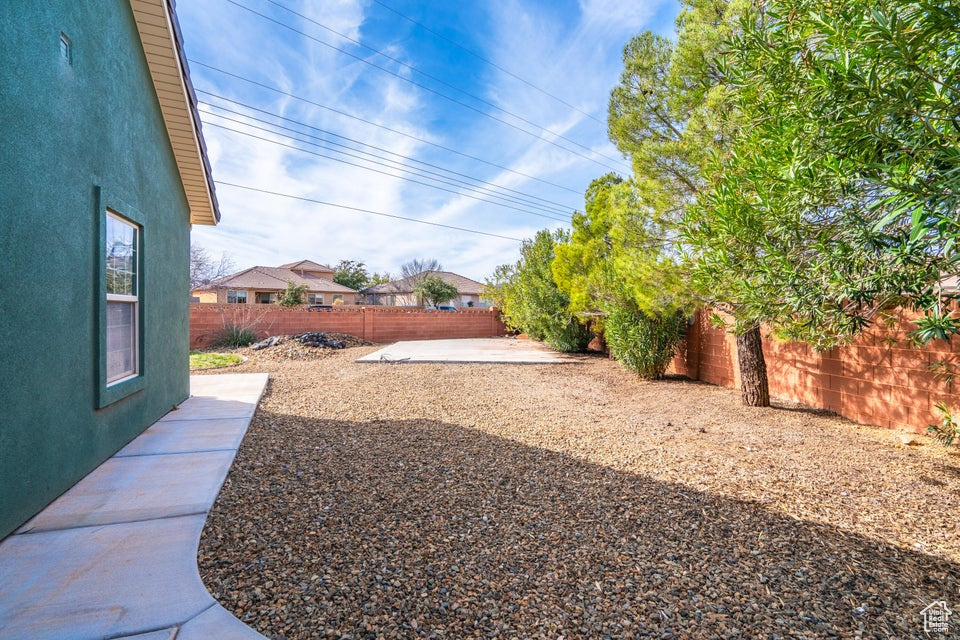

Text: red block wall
xmin=671 ymin=308 xmax=960 ymax=433
xmin=190 ymin=304 xmax=508 ymax=350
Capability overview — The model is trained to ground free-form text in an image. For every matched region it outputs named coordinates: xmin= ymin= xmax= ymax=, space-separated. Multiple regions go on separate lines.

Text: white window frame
xmin=227 ymin=289 xmax=247 ymax=304
xmin=308 ymin=293 xmax=324 ymax=305
xmin=105 ymin=211 xmax=139 ymax=386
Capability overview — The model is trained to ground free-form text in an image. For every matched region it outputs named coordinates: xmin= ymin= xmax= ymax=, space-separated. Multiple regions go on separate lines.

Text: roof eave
xmin=129 ymin=0 xmax=220 ymax=226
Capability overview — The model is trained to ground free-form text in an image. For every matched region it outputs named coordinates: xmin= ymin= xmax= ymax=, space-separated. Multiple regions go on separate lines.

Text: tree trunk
xmin=736 ymin=324 xmax=770 ymax=407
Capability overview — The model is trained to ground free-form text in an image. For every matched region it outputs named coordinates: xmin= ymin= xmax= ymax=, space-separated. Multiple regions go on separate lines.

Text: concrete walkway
xmin=356 ymin=337 xmax=577 ymax=364
xmin=0 ymin=373 xmax=269 ymax=640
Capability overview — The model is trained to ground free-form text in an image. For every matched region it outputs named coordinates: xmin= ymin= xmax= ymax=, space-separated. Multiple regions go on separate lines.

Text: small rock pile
xmin=296 ymin=332 xmax=345 ymax=349
xmin=243 ymin=333 xmax=371 ymax=362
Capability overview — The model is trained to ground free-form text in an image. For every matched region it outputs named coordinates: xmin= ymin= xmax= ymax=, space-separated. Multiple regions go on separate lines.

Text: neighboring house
xmin=193 ymin=259 xmax=360 ymax=305
xmin=0 ymin=1 xmax=219 ymax=539
xmin=363 ymin=271 xmax=488 ymax=308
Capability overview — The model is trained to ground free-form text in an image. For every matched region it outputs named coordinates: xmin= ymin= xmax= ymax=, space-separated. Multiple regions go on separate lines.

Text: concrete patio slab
xmin=356 ymin=337 xmax=577 ymax=364
xmin=0 ymin=373 xmax=269 ymax=640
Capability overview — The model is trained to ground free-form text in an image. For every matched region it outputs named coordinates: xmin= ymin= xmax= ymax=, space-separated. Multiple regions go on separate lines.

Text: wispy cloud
xmin=181 ymin=0 xmax=676 ymax=280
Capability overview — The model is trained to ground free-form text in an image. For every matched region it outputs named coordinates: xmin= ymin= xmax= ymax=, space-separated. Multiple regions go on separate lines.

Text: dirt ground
xmin=197 ymin=339 xmax=960 ymax=639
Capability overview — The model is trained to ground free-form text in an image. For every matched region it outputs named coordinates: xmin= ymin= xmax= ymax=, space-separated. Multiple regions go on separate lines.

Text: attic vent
xmin=59 ymin=32 xmax=72 ymax=64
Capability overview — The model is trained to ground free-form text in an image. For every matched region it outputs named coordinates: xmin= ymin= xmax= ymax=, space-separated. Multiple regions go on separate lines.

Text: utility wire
xmin=203 ymin=109 xmax=571 ymax=220
xmin=256 ymin=0 xmax=616 ymax=159
xmin=216 ymin=181 xmax=524 ymax=242
xmin=368 ymin=0 xmax=606 ymax=126
xmin=204 ymin=120 xmax=573 ymax=222
xmin=189 ymin=63 xmax=584 ymax=194
xmin=198 ymin=95 xmax=576 ymax=217
xmin=223 ymin=0 xmax=628 ymax=174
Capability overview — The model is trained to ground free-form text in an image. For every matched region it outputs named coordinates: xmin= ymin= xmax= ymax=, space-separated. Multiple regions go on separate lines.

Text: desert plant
xmin=928 ymin=402 xmax=960 ymax=446
xmin=215 ymin=304 xmax=270 ymax=348
xmin=604 ymin=304 xmax=686 ymax=379
xmin=213 ymin=325 xmax=258 ymax=348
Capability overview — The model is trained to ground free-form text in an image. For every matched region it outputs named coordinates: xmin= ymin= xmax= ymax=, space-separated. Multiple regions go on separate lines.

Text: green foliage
xmin=486 ymin=229 xmax=592 ymax=353
xmin=604 ymin=305 xmax=686 ymax=379
xmin=553 ymin=175 xmax=696 ymax=320
xmin=414 ymin=276 xmax=459 ymax=309
xmin=686 ymin=0 xmax=959 ymax=348
xmin=928 ymin=401 xmax=960 ymax=446
xmin=366 ymin=272 xmax=391 ymax=287
xmin=213 ymin=325 xmax=257 ymax=348
xmin=911 ymin=312 xmax=960 ymax=344
xmin=277 ymin=280 xmax=307 ymax=307
xmin=332 ymin=260 xmax=369 ymax=290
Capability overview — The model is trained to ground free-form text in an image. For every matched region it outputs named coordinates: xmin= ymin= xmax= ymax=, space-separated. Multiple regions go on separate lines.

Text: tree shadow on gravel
xmin=200 ymin=411 xmax=959 ymax=640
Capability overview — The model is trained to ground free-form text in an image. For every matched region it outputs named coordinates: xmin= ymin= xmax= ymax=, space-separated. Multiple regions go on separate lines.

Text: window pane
xmin=106 ymin=301 xmax=136 ymax=382
xmin=106 ymin=214 xmax=137 ymax=296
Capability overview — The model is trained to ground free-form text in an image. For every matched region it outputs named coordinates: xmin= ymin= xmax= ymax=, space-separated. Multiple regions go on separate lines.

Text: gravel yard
xmin=197 ymin=339 xmax=960 ymax=639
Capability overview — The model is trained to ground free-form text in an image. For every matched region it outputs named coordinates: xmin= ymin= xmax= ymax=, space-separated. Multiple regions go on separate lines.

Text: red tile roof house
xmin=362 ymin=271 xmax=488 ymax=308
xmin=193 ymin=259 xmax=360 ymax=305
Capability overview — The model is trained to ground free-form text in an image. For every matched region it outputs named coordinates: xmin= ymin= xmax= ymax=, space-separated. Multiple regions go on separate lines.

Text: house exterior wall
xmin=197 ymin=288 xmax=360 ymax=305
xmin=367 ymin=291 xmax=487 ymax=308
xmin=0 ymin=2 xmax=192 ymax=539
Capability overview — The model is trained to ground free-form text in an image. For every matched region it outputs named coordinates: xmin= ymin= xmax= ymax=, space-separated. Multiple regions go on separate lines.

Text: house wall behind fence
xmin=670 ymin=309 xmax=960 ymax=433
xmin=190 ymin=304 xmax=508 ymax=348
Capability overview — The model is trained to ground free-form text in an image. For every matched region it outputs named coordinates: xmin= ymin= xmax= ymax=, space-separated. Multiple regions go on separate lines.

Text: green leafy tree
xmin=686 ymin=0 xmax=959 ymax=354
xmin=553 ymin=175 xmax=692 ymax=378
xmin=366 ymin=272 xmax=391 ymax=287
xmin=414 ymin=276 xmax=459 ymax=309
xmin=485 ymin=229 xmax=592 ymax=353
xmin=603 ymin=0 xmax=767 ymax=398
xmin=333 ymin=259 xmax=370 ymax=291
xmin=277 ymin=280 xmax=307 ymax=307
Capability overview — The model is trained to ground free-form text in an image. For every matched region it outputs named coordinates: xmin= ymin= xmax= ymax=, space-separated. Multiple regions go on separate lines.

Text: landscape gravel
xmin=197 ymin=339 xmax=960 ymax=639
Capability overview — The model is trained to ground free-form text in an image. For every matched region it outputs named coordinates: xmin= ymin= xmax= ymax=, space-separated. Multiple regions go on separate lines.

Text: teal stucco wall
xmin=0 ymin=2 xmax=192 ymax=539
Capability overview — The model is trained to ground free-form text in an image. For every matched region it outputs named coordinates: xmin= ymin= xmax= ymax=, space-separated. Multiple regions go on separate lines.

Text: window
xmin=308 ymin=293 xmax=324 ymax=305
xmin=255 ymin=292 xmax=277 ymax=304
xmin=227 ymin=290 xmax=247 ymax=304
xmin=332 ymin=294 xmax=344 ymax=304
xmin=105 ymin=211 xmax=139 ymax=385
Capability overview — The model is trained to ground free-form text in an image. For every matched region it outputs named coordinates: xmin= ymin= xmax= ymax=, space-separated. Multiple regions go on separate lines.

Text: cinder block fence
xmin=671 ymin=308 xmax=960 ymax=433
xmin=189 ymin=304 xmax=508 ymax=349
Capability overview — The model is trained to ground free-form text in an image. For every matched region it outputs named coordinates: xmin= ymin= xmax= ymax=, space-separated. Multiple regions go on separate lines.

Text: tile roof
xmin=205 ymin=266 xmax=358 ymax=293
xmin=363 ymin=271 xmax=484 ymax=295
xmin=278 ymin=260 xmax=333 ymax=273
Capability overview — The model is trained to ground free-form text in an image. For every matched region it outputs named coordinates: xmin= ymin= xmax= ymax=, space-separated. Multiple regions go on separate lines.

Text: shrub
xmin=604 ymin=304 xmax=686 ymax=379
xmin=485 ymin=229 xmax=593 ymax=353
xmin=928 ymin=402 xmax=959 ymax=446
xmin=213 ymin=324 xmax=258 ymax=348
xmin=277 ymin=280 xmax=307 ymax=307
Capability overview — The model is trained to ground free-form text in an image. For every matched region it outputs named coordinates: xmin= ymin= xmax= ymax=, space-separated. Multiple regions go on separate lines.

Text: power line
xmin=223 ymin=0 xmax=629 ymax=174
xmin=203 ymin=109 xmax=572 ymax=220
xmin=204 ymin=120 xmax=573 ymax=222
xmin=189 ymin=62 xmax=585 ymax=194
xmin=198 ymin=95 xmax=576 ymax=217
xmin=368 ymin=0 xmax=606 ymax=126
xmin=216 ymin=181 xmax=525 ymax=241
xmin=257 ymin=0 xmax=614 ymax=154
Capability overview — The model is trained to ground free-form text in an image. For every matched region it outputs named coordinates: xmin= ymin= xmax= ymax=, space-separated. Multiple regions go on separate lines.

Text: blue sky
xmin=179 ymin=0 xmax=681 ymax=282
